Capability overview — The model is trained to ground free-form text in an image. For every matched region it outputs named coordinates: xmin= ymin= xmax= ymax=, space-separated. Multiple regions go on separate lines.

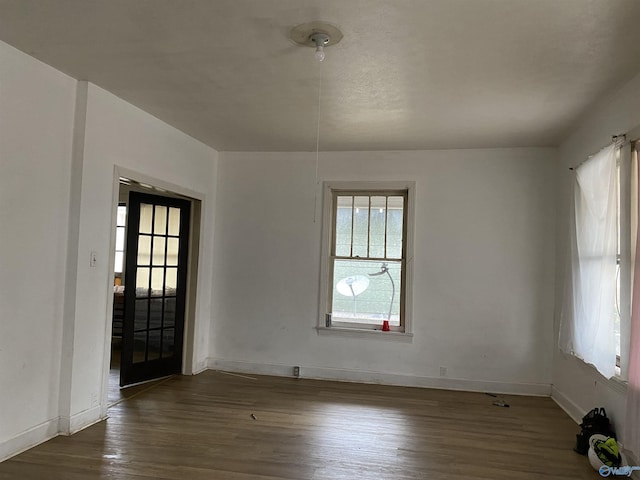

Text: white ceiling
xmin=2 ymin=0 xmax=640 ymax=151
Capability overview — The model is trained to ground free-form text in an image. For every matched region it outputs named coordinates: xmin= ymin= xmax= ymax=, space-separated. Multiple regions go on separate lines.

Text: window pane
xmin=166 ymin=238 xmax=179 ymax=266
xmin=136 ymin=268 xmax=150 ymax=297
xmin=387 ymin=196 xmax=404 ymax=259
xmin=369 ymin=196 xmax=386 ymax=258
xmin=165 ymin=268 xmax=177 ymax=294
xmin=150 ymin=299 xmax=163 ymax=329
xmin=168 ymin=207 xmax=181 ymax=236
xmin=352 ymin=196 xmax=370 ymax=258
xmin=151 ymin=267 xmax=164 ymax=296
xmin=117 ymin=205 xmax=127 ymax=227
xmin=331 ymin=259 xmax=401 ymax=326
xmin=115 ymin=226 xmax=125 ymax=251
xmin=137 ymin=236 xmax=151 ymax=265
xmin=154 ymin=206 xmax=167 ymax=234
xmin=164 ymin=298 xmax=176 ymax=327
xmin=133 ymin=332 xmax=146 ymax=363
xmin=162 ymin=328 xmax=175 ymax=358
xmin=148 ymin=330 xmax=161 ymax=361
xmin=134 ymin=299 xmax=149 ymax=331
xmin=335 ymin=196 xmax=353 ymax=257
xmin=114 ymin=251 xmax=124 ymax=273
xmin=152 ymin=237 xmax=166 ymax=266
xmin=139 ymin=204 xmax=153 ymax=234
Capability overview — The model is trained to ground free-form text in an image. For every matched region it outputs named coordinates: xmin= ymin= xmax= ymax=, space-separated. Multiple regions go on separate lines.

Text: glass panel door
xmin=120 ymin=191 xmax=190 ymax=387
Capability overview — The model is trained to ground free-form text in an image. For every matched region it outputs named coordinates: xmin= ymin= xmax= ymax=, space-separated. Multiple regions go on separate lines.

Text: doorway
xmin=108 ymin=179 xmax=197 ymax=405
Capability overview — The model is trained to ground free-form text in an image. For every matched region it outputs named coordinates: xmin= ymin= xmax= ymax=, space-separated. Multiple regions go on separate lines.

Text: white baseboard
xmin=58 ymin=405 xmax=104 ymax=435
xmin=550 ymin=386 xmax=584 ymax=424
xmin=0 ymin=417 xmax=59 ymax=463
xmin=206 ymin=358 xmax=552 ymax=396
xmin=191 ymin=360 xmax=208 ymax=375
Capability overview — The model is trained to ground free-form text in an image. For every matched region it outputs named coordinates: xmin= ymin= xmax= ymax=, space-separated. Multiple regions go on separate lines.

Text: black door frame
xmin=120 ymin=191 xmax=191 ymax=386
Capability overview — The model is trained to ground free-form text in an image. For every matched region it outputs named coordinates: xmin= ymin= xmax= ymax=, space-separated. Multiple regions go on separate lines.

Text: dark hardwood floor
xmin=0 ymin=371 xmax=598 ymax=479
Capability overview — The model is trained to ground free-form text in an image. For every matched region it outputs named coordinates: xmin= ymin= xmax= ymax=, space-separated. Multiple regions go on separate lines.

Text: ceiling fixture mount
xmin=290 ymin=22 xmax=343 ymax=62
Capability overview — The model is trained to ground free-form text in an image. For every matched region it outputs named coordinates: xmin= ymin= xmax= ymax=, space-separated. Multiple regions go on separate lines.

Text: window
xmin=114 ymin=204 xmax=127 ymax=274
xmin=319 ymin=182 xmax=414 ymax=334
xmin=560 ymin=143 xmax=620 ymax=378
xmin=560 ymin=138 xmax=636 ymax=379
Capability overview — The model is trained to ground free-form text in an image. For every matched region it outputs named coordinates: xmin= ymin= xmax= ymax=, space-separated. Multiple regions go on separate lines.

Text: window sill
xmin=607 ymin=376 xmax=628 ymax=394
xmin=567 ymin=353 xmax=628 ymax=394
xmin=316 ymin=326 xmax=413 ymax=342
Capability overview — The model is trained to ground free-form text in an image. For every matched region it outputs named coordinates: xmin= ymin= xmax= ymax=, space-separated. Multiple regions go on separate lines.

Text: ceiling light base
xmin=290 ymin=21 xmax=343 ymax=48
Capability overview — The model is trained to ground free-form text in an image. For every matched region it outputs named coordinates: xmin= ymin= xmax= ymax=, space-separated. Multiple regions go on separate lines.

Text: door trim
xmin=101 ymin=166 xmax=203 ymax=417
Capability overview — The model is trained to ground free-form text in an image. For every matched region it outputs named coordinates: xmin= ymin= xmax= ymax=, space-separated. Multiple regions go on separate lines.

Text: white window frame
xmin=611 ymin=132 xmax=640 ymax=382
xmin=618 ymin=137 xmax=636 ymax=380
xmin=318 ymin=181 xmax=415 ymax=338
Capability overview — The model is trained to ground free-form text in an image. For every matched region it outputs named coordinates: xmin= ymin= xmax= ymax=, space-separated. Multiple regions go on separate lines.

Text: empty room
xmin=2 ymin=1 xmax=640 ymax=479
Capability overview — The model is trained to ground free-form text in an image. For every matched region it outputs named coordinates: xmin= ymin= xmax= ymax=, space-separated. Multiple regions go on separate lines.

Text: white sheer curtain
xmin=559 ymin=144 xmax=618 ymax=378
xmin=626 ymin=145 xmax=640 ymax=460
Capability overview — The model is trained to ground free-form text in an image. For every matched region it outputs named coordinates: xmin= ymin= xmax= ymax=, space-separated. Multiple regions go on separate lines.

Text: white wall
xmin=552 ymin=71 xmax=640 ymax=436
xmin=0 ymin=40 xmax=219 ymax=460
xmin=62 ymin=83 xmax=218 ymax=430
xmin=210 ymin=148 xmax=557 ymax=394
xmin=0 ymin=41 xmax=76 ymax=459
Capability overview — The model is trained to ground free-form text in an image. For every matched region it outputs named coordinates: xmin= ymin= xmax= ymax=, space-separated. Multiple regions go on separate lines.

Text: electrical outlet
xmin=293 ymin=366 xmax=300 ymax=377
xmin=439 ymin=366 xmax=447 ymax=377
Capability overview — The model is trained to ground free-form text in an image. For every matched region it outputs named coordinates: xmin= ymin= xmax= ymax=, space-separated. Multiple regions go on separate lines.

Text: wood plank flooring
xmin=0 ymin=371 xmax=598 ymax=479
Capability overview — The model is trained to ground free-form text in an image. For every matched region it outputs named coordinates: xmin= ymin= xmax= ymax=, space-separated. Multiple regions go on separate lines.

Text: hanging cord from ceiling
xmin=313 ymin=58 xmax=324 ymax=224
xmin=290 ymin=23 xmax=341 ymax=223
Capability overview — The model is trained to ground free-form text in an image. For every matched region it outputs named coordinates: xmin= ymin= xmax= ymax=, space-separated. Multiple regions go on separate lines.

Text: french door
xmin=120 ymin=191 xmax=190 ymax=387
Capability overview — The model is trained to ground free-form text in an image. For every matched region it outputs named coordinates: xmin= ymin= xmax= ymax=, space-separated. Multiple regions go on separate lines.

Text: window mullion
xmin=384 ymin=196 xmax=388 ymax=259
xmin=350 ymin=195 xmax=355 ymax=258
xmin=367 ymin=196 xmax=371 ymax=258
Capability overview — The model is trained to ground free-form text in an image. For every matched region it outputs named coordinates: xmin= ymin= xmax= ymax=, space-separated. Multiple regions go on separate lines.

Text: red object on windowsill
xmin=382 ymin=320 xmax=390 ymax=332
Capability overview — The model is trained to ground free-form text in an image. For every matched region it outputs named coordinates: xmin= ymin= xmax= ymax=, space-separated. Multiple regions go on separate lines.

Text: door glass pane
xmin=166 ymin=238 xmax=179 ymax=266
xmin=139 ymin=204 xmax=153 ymax=234
xmin=369 ymin=196 xmax=386 ymax=258
xmin=148 ymin=330 xmax=161 ymax=360
xmin=136 ymin=268 xmax=150 ymax=297
xmin=162 ymin=328 xmax=175 ymax=358
xmin=133 ymin=332 xmax=147 ymax=363
xmin=165 ymin=268 xmax=177 ymax=294
xmin=149 ymin=299 xmax=163 ymax=329
xmin=164 ymin=298 xmax=176 ymax=327
xmin=152 ymin=237 xmax=166 ymax=265
xmin=137 ymin=236 xmax=151 ymax=266
xmin=352 ymin=196 xmax=370 ymax=258
xmin=168 ymin=207 xmax=181 ymax=236
xmin=387 ymin=196 xmax=404 ymax=259
xmin=335 ymin=196 xmax=353 ymax=257
xmin=154 ymin=206 xmax=167 ymax=234
xmin=151 ymin=268 xmax=164 ymax=296
xmin=134 ymin=299 xmax=149 ymax=331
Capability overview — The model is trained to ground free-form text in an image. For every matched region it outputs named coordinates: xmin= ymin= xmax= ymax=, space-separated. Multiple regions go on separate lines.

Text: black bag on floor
xmin=575 ymin=407 xmax=615 ymax=455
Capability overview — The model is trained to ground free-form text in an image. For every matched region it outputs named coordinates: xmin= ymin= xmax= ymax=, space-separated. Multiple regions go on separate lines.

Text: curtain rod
xmin=568 ymin=134 xmax=626 ymax=171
